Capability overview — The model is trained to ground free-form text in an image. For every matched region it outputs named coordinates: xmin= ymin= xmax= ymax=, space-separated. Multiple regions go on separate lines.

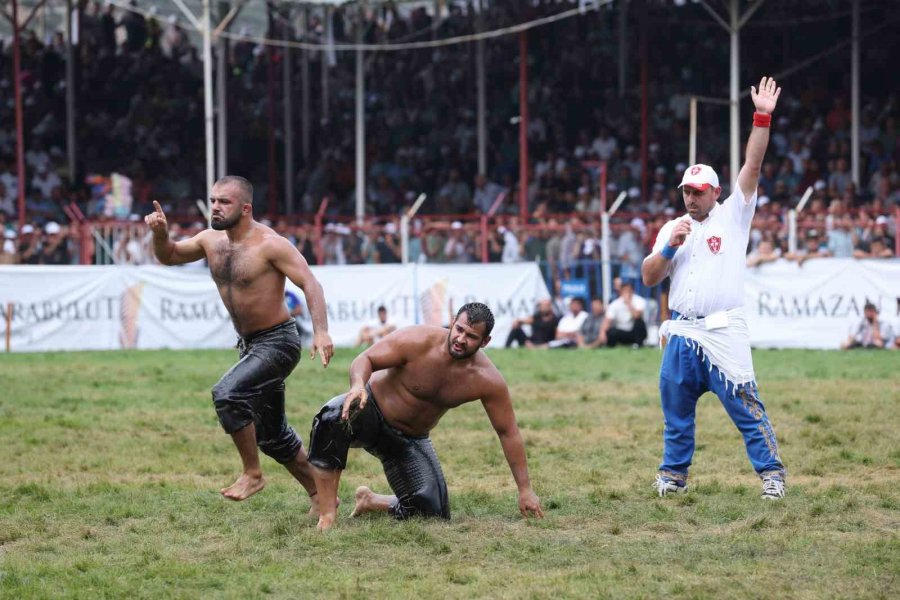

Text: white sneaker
xmin=761 ymin=475 xmax=785 ymax=500
xmin=653 ymin=474 xmax=687 ymax=497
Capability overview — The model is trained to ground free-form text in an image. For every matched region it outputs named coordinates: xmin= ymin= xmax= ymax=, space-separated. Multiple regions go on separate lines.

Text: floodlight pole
xmin=65 ymin=0 xmax=78 ymax=184
xmin=202 ymin=0 xmax=215 ymax=222
xmin=283 ymin=6 xmax=295 ymax=214
xmin=355 ymin=6 xmax=366 ymax=225
xmin=216 ymin=2 xmax=229 ymax=179
xmin=476 ymin=0 xmax=486 ymax=175
xmin=729 ymin=0 xmax=739 ymax=188
xmin=301 ymin=6 xmax=310 ymax=163
xmin=322 ymin=6 xmax=332 ymax=125
xmin=518 ymin=31 xmax=528 ymax=222
xmin=698 ymin=0 xmax=764 ymax=186
xmin=11 ymin=0 xmax=26 ymax=231
xmin=851 ymin=0 xmax=860 ymax=187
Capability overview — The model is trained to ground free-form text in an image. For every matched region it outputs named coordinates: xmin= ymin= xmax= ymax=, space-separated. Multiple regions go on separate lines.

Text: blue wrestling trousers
xmin=658 ymin=319 xmax=785 ymax=480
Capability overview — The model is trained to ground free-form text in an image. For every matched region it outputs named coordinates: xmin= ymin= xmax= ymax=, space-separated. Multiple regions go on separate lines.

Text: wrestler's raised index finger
xmin=153 ymin=200 xmax=164 ymax=215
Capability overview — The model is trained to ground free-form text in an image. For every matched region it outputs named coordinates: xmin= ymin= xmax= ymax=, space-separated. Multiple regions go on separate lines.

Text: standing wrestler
xmin=307 ymin=302 xmax=543 ymax=530
xmin=145 ymin=176 xmax=334 ymax=507
xmin=641 ymin=77 xmax=786 ymax=499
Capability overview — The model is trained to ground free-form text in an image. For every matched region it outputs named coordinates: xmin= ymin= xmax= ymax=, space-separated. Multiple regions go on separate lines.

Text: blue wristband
xmin=660 ymin=244 xmax=678 ymax=260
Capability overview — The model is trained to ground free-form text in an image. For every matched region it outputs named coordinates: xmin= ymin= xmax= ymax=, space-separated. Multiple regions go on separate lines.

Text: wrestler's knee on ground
xmin=389 ymin=484 xmax=450 ymax=520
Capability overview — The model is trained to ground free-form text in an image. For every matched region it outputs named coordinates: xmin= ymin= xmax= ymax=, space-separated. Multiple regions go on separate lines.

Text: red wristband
xmin=753 ymin=112 xmax=771 ymax=128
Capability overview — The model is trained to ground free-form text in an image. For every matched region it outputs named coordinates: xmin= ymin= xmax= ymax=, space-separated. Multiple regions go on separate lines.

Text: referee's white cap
xmin=678 ymin=164 xmax=719 ymax=191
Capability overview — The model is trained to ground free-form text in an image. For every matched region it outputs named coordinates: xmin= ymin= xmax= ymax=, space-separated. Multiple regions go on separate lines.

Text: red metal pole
xmin=267 ymin=11 xmax=278 ymax=216
xmin=12 ymin=0 xmax=26 ymax=232
xmin=518 ymin=31 xmax=528 ymax=223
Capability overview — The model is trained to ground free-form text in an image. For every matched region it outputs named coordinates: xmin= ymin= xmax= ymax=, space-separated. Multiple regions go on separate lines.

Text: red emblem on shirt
xmin=690 ymin=166 xmax=702 ymax=175
xmin=707 ymin=235 xmax=722 ymax=254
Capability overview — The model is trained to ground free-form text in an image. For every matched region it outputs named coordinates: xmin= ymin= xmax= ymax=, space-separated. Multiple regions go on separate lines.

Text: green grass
xmin=1 ymin=348 xmax=898 ymax=599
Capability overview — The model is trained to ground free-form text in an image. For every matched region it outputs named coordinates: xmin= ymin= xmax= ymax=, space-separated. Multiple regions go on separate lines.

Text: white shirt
xmin=501 ymin=230 xmax=521 ymax=263
xmin=652 ymin=186 xmax=756 ymax=318
xmin=606 ymin=294 xmax=647 ymax=331
xmin=557 ymin=310 xmax=588 ymax=335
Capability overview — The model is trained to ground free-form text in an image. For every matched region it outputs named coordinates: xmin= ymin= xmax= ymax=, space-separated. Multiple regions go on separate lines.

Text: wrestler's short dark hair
xmin=216 ymin=175 xmax=254 ymax=204
xmin=456 ymin=302 xmax=494 ymax=337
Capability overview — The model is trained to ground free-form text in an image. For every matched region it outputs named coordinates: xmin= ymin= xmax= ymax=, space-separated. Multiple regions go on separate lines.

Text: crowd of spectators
xmin=1 ymin=0 xmax=898 ymax=273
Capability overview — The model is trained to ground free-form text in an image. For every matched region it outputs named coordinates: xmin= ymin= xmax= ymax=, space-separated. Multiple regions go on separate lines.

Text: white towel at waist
xmin=659 ymin=307 xmax=756 ymax=388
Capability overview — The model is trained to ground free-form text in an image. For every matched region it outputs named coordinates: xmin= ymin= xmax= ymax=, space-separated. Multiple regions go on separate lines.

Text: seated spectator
xmin=505 ymin=299 xmax=559 ymax=349
xmin=600 ymin=282 xmax=647 ymax=348
xmin=577 ymin=298 xmax=606 ymax=349
xmin=498 ymin=225 xmax=522 ymax=263
xmin=827 ymin=216 xmax=855 ymax=258
xmin=853 ymin=237 xmax=894 ymax=259
xmin=472 ymin=174 xmax=505 ymax=214
xmin=785 ymin=230 xmax=829 ymax=266
xmin=356 ymin=305 xmax=397 ymax=347
xmin=549 ymin=297 xmax=588 ymax=349
xmin=841 ymin=302 xmax=890 ymax=349
xmin=746 ymin=239 xmax=781 ymax=268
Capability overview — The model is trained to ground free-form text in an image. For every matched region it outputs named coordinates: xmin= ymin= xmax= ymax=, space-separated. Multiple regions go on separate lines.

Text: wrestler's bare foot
xmin=316 ymin=513 xmax=336 ymax=531
xmin=307 ymin=495 xmax=340 ymax=518
xmin=350 ymin=486 xmax=376 ymax=518
xmin=220 ymin=472 xmax=266 ymax=501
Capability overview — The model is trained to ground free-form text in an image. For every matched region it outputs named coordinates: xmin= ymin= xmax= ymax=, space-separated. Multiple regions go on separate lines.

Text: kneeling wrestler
xmin=308 ymin=302 xmax=544 ymax=530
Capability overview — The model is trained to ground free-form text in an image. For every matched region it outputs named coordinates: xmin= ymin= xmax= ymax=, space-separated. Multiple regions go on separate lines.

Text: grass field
xmin=0 ymin=347 xmax=898 ymax=599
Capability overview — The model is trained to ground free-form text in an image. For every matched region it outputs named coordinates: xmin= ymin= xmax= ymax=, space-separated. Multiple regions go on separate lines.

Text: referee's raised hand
xmin=751 ymin=76 xmax=780 ymax=115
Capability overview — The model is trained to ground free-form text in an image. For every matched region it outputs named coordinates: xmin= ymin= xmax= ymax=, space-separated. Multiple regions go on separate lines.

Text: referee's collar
xmin=690 ymin=201 xmax=720 ymax=224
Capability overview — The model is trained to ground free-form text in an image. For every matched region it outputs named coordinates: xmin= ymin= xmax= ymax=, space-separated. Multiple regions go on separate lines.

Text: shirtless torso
xmin=201 ymin=225 xmax=294 ymax=335
xmin=145 ymin=182 xmax=330 ymax=346
xmin=367 ymin=326 xmax=505 ymax=436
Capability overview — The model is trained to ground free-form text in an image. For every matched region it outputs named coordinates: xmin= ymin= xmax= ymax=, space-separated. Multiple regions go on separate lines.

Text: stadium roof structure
xmin=2 ymin=0 xmax=894 ymax=243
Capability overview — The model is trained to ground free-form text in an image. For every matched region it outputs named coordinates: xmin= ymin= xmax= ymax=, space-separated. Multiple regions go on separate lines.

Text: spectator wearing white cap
xmin=38 ymin=221 xmax=72 ymax=265
xmin=0 ymin=228 xmax=18 ymax=264
xmin=16 ymin=224 xmax=38 ymax=262
xmin=444 ymin=221 xmax=475 ymax=263
xmin=375 ymin=221 xmax=401 ymax=263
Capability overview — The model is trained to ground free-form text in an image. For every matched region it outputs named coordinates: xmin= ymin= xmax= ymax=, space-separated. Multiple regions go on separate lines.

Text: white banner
xmin=744 ymin=259 xmax=900 ymax=349
xmin=0 ymin=263 xmax=551 ymax=352
xmin=5 ymin=260 xmax=893 ymax=352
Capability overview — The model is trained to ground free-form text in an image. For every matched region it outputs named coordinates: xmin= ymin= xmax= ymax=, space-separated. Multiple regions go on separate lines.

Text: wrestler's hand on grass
xmin=312 ymin=332 xmax=334 ymax=367
xmin=341 ymin=385 xmax=368 ymax=421
xmin=518 ymin=489 xmax=544 ymax=519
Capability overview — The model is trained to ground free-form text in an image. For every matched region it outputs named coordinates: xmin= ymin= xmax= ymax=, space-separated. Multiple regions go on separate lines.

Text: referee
xmin=642 ymin=77 xmax=787 ymax=500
